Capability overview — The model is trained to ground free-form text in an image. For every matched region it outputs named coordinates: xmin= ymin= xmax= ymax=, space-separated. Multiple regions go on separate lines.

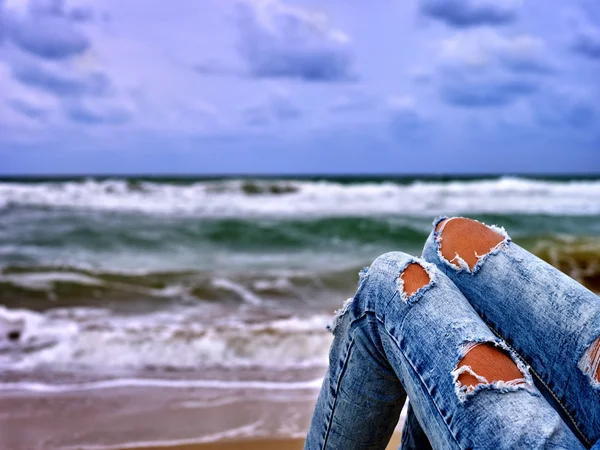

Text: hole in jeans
xmin=455 ymin=343 xmax=527 ymax=393
xmin=400 ymin=263 xmax=430 ymax=298
xmin=436 ymin=217 xmax=505 ymax=270
xmin=579 ymin=337 xmax=600 ymax=386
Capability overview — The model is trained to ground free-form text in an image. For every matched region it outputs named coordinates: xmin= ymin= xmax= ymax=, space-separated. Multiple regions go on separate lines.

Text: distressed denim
xmin=422 ymin=216 xmax=600 ymax=448
xmin=305 ymin=217 xmax=600 ymax=450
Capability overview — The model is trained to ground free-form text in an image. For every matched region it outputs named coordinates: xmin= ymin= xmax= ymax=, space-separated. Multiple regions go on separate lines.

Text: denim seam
xmin=321 ymin=338 xmax=356 ymax=450
xmin=378 ymin=315 xmax=462 ymax=450
xmin=486 ymin=325 xmax=591 ymax=447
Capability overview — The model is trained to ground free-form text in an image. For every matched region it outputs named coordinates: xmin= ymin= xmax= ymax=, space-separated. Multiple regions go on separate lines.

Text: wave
xmin=0 ymin=265 xmax=362 ymax=310
xmin=2 ymin=177 xmax=600 ymax=216
xmin=1 ymin=237 xmax=598 ymax=377
xmin=2 ymin=225 xmax=599 ymax=311
xmin=60 ymin=421 xmax=278 ymax=450
xmin=0 ymin=305 xmax=334 ymax=371
xmin=0 ymin=377 xmax=323 ymax=393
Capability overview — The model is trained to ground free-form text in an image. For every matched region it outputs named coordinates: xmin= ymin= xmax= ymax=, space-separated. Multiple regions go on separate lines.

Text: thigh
xmin=305 ymin=251 xmax=584 ymax=450
xmin=422 ymin=216 xmax=600 ymax=448
xmin=400 ymin=401 xmax=433 ymax=450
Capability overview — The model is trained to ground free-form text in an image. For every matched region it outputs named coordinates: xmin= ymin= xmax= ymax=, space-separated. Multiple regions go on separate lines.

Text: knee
xmin=455 ymin=343 xmax=527 ymax=393
xmin=368 ymin=251 xmax=412 ymax=278
xmin=400 ymin=263 xmax=430 ymax=298
xmin=436 ymin=217 xmax=507 ymax=270
xmin=367 ymin=252 xmax=433 ymax=302
xmin=580 ymin=337 xmax=600 ymax=385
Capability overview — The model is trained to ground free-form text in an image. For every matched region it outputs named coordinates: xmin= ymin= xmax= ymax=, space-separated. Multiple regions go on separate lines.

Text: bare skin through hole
xmin=436 ymin=218 xmax=504 ymax=270
xmin=400 ymin=263 xmax=430 ymax=297
xmin=457 ymin=343 xmax=525 ymax=390
xmin=582 ymin=337 xmax=600 ymax=383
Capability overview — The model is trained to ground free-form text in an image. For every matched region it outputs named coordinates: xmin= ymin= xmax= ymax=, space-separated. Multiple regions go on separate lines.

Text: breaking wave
xmin=1 ymin=177 xmax=599 ymax=216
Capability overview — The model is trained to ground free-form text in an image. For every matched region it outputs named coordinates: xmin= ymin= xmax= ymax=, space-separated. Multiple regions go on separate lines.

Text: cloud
xmin=193 ymin=59 xmax=240 ymax=76
xmin=409 ymin=67 xmax=433 ymax=84
xmin=270 ymin=92 xmax=302 ymax=120
xmin=9 ymin=16 xmax=90 ymax=59
xmin=572 ymin=21 xmax=600 ymax=60
xmin=29 ymin=0 xmax=93 ymax=22
xmin=236 ymin=0 xmax=356 ymax=82
xmin=12 ymin=61 xmax=112 ymax=97
xmin=330 ymin=90 xmax=376 ymax=113
xmin=436 ymin=30 xmax=551 ymax=107
xmin=420 ymin=0 xmax=521 ymax=27
xmin=7 ymin=98 xmax=48 ymax=120
xmin=242 ymin=105 xmax=271 ymax=126
xmin=387 ymin=96 xmax=426 ymax=128
xmin=441 ymin=77 xmax=536 ymax=107
xmin=242 ymin=89 xmax=302 ymax=126
xmin=28 ymin=0 xmax=66 ymax=17
xmin=65 ymin=101 xmax=131 ymax=125
xmin=0 ymin=1 xmax=135 ymax=130
xmin=67 ymin=6 xmax=93 ymax=22
xmin=2 ymin=0 xmax=92 ymax=60
xmin=386 ymin=96 xmax=430 ymax=141
xmin=535 ymin=89 xmax=597 ymax=129
xmin=439 ymin=30 xmax=553 ymax=74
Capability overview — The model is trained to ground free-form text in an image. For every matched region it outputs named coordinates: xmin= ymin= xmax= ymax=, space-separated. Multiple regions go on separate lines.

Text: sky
xmin=0 ymin=0 xmax=599 ymax=174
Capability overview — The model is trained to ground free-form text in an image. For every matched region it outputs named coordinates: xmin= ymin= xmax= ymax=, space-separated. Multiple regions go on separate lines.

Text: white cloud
xmin=436 ymin=30 xmax=553 ymax=107
xmin=440 ymin=29 xmax=553 ymax=73
xmin=236 ymin=0 xmax=356 ymax=81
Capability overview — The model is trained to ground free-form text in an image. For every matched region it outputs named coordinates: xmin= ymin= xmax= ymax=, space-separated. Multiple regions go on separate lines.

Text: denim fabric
xmin=422 ymin=216 xmax=600 ymax=448
xmin=400 ymin=402 xmax=432 ymax=450
xmin=304 ymin=250 xmax=585 ymax=450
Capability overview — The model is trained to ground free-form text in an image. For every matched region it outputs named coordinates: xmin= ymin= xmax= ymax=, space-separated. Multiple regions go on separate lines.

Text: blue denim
xmin=305 ymin=217 xmax=600 ymax=450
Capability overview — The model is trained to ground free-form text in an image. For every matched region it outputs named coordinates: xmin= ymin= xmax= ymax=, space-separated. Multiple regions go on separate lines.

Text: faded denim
xmin=305 ymin=217 xmax=600 ymax=450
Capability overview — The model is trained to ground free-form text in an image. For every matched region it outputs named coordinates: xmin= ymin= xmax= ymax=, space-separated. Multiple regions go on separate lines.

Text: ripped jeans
xmin=305 ymin=217 xmax=600 ymax=450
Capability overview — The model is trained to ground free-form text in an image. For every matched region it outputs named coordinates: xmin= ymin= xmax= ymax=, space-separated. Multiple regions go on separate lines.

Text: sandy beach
xmin=0 ymin=384 xmax=404 ymax=450
xmin=128 ymin=435 xmax=402 ymax=450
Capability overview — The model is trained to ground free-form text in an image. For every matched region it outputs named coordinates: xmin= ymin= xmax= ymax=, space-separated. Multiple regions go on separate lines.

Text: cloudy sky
xmin=0 ymin=0 xmax=599 ymax=174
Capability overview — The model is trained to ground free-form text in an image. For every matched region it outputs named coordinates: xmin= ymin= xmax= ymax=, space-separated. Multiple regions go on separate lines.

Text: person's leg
xmin=400 ymin=402 xmax=433 ymax=450
xmin=304 ymin=251 xmax=584 ymax=450
xmin=422 ymin=217 xmax=600 ymax=448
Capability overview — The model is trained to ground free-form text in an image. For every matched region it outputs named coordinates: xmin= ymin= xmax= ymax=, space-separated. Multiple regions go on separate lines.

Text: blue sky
xmin=0 ymin=0 xmax=599 ymax=174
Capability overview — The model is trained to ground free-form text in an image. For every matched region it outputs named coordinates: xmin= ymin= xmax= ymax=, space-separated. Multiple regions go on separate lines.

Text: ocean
xmin=1 ymin=175 xmax=599 ymax=449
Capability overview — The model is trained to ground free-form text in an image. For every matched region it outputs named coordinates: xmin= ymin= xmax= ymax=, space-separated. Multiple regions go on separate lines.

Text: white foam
xmin=212 ymin=278 xmax=264 ymax=305
xmin=1 ymin=177 xmax=599 ymax=216
xmin=61 ymin=421 xmax=265 ymax=450
xmin=0 ymin=306 xmax=333 ymax=371
xmin=0 ymin=377 xmax=323 ymax=393
xmin=0 ymin=306 xmax=78 ymax=356
xmin=0 ymin=272 xmax=102 ymax=290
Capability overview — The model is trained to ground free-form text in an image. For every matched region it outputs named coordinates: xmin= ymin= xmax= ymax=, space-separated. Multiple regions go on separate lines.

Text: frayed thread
xmin=451 ymin=339 xmax=535 ymax=402
xmin=395 ymin=258 xmax=436 ymax=304
xmin=578 ymin=337 xmax=600 ymax=389
xmin=327 ymin=266 xmax=370 ymax=334
xmin=433 ymin=216 xmax=511 ymax=275
xmin=327 ymin=297 xmax=353 ymax=334
xmin=453 ymin=365 xmax=490 ymax=385
xmin=358 ymin=266 xmax=370 ymax=286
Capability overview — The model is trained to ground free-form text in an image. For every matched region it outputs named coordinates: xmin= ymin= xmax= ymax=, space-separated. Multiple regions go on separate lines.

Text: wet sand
xmin=126 ymin=434 xmax=401 ymax=450
xmin=0 ymin=385 xmax=404 ymax=450
xmin=1 ymin=382 xmax=408 ymax=450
